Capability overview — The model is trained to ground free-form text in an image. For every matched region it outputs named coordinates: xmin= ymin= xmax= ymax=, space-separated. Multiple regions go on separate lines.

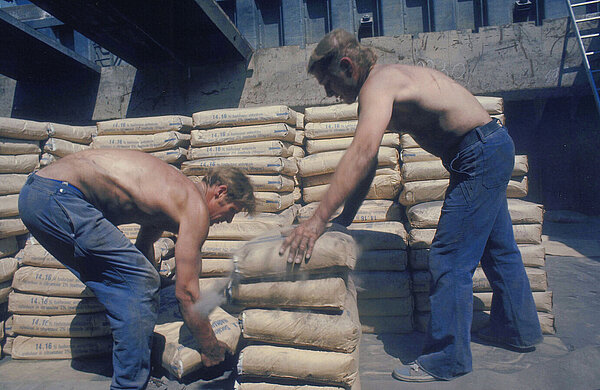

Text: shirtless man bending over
xmin=19 ymin=149 xmax=255 ymax=390
xmin=280 ymin=29 xmax=542 ymax=382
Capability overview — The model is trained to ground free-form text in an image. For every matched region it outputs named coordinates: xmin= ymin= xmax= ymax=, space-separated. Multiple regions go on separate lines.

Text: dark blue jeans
xmin=19 ymin=174 xmax=161 ymax=390
xmin=416 ymin=121 xmax=543 ymax=380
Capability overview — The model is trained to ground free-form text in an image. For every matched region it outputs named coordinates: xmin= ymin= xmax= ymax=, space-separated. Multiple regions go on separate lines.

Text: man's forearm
xmin=333 ymin=157 xmax=377 ymax=226
xmin=179 ymin=299 xmax=218 ymax=348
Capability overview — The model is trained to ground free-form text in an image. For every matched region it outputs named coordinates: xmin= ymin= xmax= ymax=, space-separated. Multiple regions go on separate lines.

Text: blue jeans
xmin=416 ymin=120 xmax=543 ymax=380
xmin=19 ymin=174 xmax=161 ymax=390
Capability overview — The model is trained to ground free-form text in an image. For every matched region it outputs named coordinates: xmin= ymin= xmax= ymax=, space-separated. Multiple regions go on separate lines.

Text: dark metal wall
xmin=230 ymin=0 xmax=599 ymax=50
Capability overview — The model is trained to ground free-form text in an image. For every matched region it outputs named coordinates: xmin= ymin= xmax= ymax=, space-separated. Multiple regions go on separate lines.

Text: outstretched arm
xmin=175 ymin=201 xmax=228 ymax=367
xmin=280 ymin=79 xmax=394 ymax=262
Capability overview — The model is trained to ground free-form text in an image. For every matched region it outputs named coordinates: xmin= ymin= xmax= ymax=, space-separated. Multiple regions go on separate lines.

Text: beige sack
xmin=11 ymin=312 xmax=110 ymax=338
xmin=304 ymin=103 xmax=358 ymax=123
xmin=231 ymin=277 xmax=347 ymax=312
xmin=294 ymin=129 xmax=305 ymax=145
xmin=473 ymin=291 xmax=552 ymax=313
xmin=0 ymin=217 xmax=28 ymax=238
xmin=354 ymin=250 xmax=408 ymax=272
xmin=46 ymin=123 xmax=96 ymax=144
xmin=232 ymin=207 xmax=298 ymax=226
xmin=400 ymin=147 xmax=438 ymax=163
xmin=0 ymin=194 xmax=19 ymax=218
xmin=254 ymin=191 xmax=297 ymax=213
xmin=303 ymin=173 xmax=401 ymax=203
xmin=0 ymin=154 xmax=40 ymax=174
xmin=360 ymin=315 xmax=413 ymax=334
xmin=189 ymin=140 xmax=295 ymax=160
xmin=352 ymin=271 xmax=411 ymax=299
xmin=0 ymin=173 xmax=28 ymax=195
xmin=199 ymin=258 xmax=234 ymax=277
xmin=10 ymin=335 xmax=112 ymax=359
xmin=191 ymin=123 xmax=296 ymax=146
xmin=298 ymin=147 xmax=398 ymax=177
xmin=39 ymin=152 xmax=57 ymax=167
xmin=347 ymin=221 xmax=408 ymax=251
xmin=149 ymin=148 xmax=188 ymax=164
xmin=96 ymin=115 xmax=192 ymax=135
xmin=234 ymin=230 xmax=357 ymax=280
xmin=12 ymin=266 xmax=94 ymax=298
xmin=235 ymin=382 xmax=343 ymax=390
xmin=249 ymin=174 xmax=296 ymax=192
xmin=0 ymin=256 xmax=18 ymax=283
xmin=202 ymin=240 xmax=246 ymax=258
xmin=475 ymin=96 xmax=504 ymax=114
xmin=0 ymin=236 xmax=18 ymax=258
xmin=208 ymin=220 xmax=287 ymax=241
xmin=8 ymin=292 xmax=105 ymax=315
xmin=193 ymin=106 xmax=298 ymax=129
xmin=302 ymin=166 xmax=399 ymax=188
xmin=44 ymin=138 xmax=90 ymax=157
xmin=297 ymin=200 xmax=402 ymax=224
xmin=182 ymin=156 xmax=298 ymax=176
xmin=357 ymin=296 xmax=413 ymax=317
xmin=0 ymin=137 xmax=41 ymax=155
xmin=303 ymin=120 xmax=359 ymax=140
xmin=238 ymin=344 xmax=358 ymax=388
xmin=92 ymin=131 xmax=190 ymax=152
xmin=0 ymin=279 xmax=12 ymax=303
xmin=305 ymin=133 xmax=400 ymax=154
xmin=0 ymin=117 xmax=48 ymax=140
xmin=241 ymin=293 xmax=360 ymax=353
xmin=153 ymin=306 xmax=241 ymax=379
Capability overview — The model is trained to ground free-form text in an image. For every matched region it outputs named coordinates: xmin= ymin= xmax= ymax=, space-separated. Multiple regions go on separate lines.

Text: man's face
xmin=316 ymin=67 xmax=359 ymax=104
xmin=207 ymin=185 xmax=243 ymax=225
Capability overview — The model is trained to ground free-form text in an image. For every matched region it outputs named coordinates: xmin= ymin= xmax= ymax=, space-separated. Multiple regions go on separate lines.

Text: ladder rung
xmin=571 ymin=0 xmax=600 ymax=7
xmin=576 ymin=15 xmax=600 ymax=22
xmin=581 ymin=33 xmax=600 ymax=39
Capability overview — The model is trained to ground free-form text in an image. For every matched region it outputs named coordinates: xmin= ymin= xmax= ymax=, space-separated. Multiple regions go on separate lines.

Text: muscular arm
xmin=281 ymin=75 xmax=395 ymax=262
xmin=331 ymin=156 xmax=377 ymax=227
xmin=174 ymin=196 xmax=227 ymax=367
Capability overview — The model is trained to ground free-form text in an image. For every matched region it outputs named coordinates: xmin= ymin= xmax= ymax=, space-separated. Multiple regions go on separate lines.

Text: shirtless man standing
xmin=18 ymin=149 xmax=255 ymax=389
xmin=280 ymin=29 xmax=542 ymax=382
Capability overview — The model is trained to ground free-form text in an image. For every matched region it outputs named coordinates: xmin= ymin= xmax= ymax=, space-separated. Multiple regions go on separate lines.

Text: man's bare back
xmin=368 ymin=64 xmax=492 ymax=157
xmin=36 ymin=149 xmax=197 ymax=229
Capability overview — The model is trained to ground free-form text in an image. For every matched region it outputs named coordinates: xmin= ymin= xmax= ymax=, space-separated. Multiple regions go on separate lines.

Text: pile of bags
xmin=399 ymin=97 xmax=554 ymax=334
xmin=40 ymin=122 xmax=95 ymax=166
xmin=233 ymin=229 xmax=362 ymax=389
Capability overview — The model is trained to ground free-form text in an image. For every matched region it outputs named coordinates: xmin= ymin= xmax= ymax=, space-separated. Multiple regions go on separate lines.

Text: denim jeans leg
xmin=480 ymin=197 xmax=543 ymax=347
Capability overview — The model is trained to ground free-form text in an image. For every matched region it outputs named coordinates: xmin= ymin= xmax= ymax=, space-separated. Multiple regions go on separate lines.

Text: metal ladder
xmin=565 ymin=0 xmax=600 ymax=115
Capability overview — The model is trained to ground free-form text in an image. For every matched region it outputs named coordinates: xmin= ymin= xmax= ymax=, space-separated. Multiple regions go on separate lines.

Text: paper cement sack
xmin=0 ymin=236 xmax=18 ymax=258
xmin=201 ymin=240 xmax=246 ymax=258
xmin=297 ymin=200 xmax=402 ymax=224
xmin=0 ymin=256 xmax=18 ymax=283
xmin=181 ymin=156 xmax=298 ymax=176
xmin=0 ymin=137 xmax=41 ymax=155
xmin=189 ymin=140 xmax=295 ymax=159
xmin=0 ymin=174 xmax=28 ymax=195
xmin=400 ymin=147 xmax=438 ymax=163
xmin=44 ymin=138 xmax=90 ymax=157
xmin=233 ymin=230 xmax=357 ymax=280
xmin=473 ymin=291 xmax=552 ymax=313
xmin=12 ymin=266 xmax=94 ymax=298
xmin=351 ymin=271 xmax=411 ymax=299
xmin=302 ymin=173 xmax=401 ymax=203
xmin=91 ymin=131 xmax=190 ymax=152
xmin=247 ymin=174 xmax=296 ymax=192
xmin=298 ymin=147 xmax=398 ymax=177
xmin=0 ymin=217 xmax=28 ymax=238
xmin=355 ymin=250 xmax=408 ymax=272
xmin=357 ymin=296 xmax=413 ymax=316
xmin=0 ymin=279 xmax=12 ymax=303
xmin=0 ymin=117 xmax=48 ymax=140
xmin=8 ymin=292 xmax=105 ymax=315
xmin=96 ymin=115 xmax=192 ymax=135
xmin=193 ymin=106 xmax=298 ymax=129
xmin=230 ymin=277 xmax=347 ymax=312
xmin=475 ymin=96 xmax=504 ymax=114
xmin=235 ymin=383 xmax=344 ymax=390
xmin=149 ymin=148 xmax=188 ymax=164
xmin=237 ymin=344 xmax=358 ymax=388
xmin=301 ymin=167 xmax=399 ymax=187
xmin=254 ymin=191 xmax=297 ymax=213
xmin=240 ymin=293 xmax=360 ymax=353
xmin=346 ymin=221 xmax=408 ymax=251
xmin=0 ymin=154 xmax=40 ymax=174
xmin=304 ymin=120 xmax=358 ymax=140
xmin=191 ymin=123 xmax=296 ymax=146
xmin=46 ymin=123 xmax=96 ymax=144
xmin=10 ymin=335 xmax=112 ymax=359
xmin=304 ymin=103 xmax=358 ymax=123
xmin=199 ymin=258 xmax=234 ymax=277
xmin=0 ymin=194 xmax=19 ymax=218
xmin=305 ymin=133 xmax=400 ymax=154
xmin=11 ymin=312 xmax=110 ymax=337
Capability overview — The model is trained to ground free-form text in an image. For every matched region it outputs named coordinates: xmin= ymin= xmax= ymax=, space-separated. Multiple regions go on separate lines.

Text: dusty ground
xmin=0 ymin=211 xmax=599 ymax=390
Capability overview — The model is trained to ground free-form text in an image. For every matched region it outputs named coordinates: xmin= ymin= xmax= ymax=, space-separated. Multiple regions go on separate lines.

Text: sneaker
xmin=476 ymin=326 xmax=537 ymax=352
xmin=392 ymin=361 xmax=439 ymax=382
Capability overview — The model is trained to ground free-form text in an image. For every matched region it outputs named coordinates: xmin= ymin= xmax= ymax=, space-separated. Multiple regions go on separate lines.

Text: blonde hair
xmin=202 ymin=167 xmax=255 ymax=213
xmin=308 ymin=29 xmax=377 ymax=76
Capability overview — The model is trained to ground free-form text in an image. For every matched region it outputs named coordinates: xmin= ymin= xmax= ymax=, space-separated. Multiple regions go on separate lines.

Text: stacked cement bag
xmin=182 ymin=105 xmax=302 ymax=272
xmin=4 ymin=238 xmax=112 ymax=359
xmin=300 ymin=103 xmax=401 ymax=203
xmin=0 ymin=232 xmax=19 ymax=357
xmin=92 ymin=115 xmax=192 ymax=166
xmin=40 ymin=122 xmax=96 ymax=166
xmin=233 ymin=229 xmax=362 ymax=389
xmin=0 ymin=118 xmax=47 ymax=247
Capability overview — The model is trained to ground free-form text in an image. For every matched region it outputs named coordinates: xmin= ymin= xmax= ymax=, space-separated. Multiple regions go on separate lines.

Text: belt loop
xmin=476 ymin=128 xmax=486 ymax=143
